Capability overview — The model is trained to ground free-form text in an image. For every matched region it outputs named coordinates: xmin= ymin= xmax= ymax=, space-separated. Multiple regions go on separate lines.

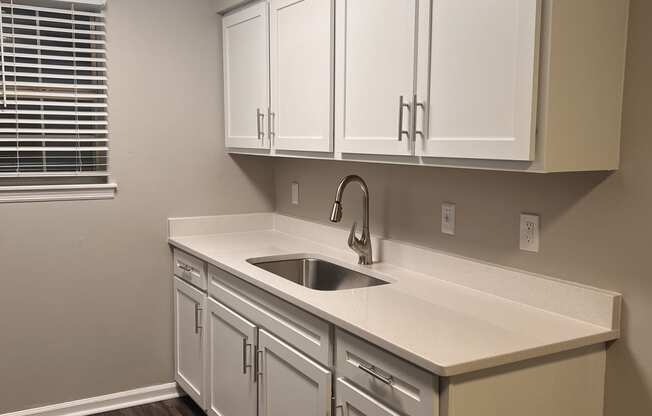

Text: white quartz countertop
xmin=168 ymin=214 xmax=620 ymax=377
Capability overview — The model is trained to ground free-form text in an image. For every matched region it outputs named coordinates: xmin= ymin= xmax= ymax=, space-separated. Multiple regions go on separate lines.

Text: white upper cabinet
xmin=223 ymin=2 xmax=270 ymax=149
xmin=223 ymin=0 xmax=628 ymax=172
xmin=270 ymin=0 xmax=334 ymax=152
xmin=334 ymin=0 xmax=420 ymax=156
xmin=418 ymin=0 xmax=540 ymax=161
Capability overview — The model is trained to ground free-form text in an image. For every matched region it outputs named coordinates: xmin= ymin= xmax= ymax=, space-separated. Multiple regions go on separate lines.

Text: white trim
xmin=0 ymin=183 xmax=117 ymax=203
xmin=0 ymin=383 xmax=183 ymax=416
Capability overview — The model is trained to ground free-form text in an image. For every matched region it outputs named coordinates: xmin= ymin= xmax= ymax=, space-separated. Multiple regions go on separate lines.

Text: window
xmin=0 ymin=0 xmax=114 ymax=202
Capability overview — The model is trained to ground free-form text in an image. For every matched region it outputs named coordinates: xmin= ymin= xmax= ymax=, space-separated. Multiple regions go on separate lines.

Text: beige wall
xmin=0 ymin=0 xmax=274 ymax=413
xmin=274 ymin=0 xmax=651 ymax=414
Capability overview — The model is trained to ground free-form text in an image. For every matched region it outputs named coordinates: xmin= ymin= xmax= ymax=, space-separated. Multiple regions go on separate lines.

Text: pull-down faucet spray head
xmin=330 ymin=201 xmax=343 ymax=222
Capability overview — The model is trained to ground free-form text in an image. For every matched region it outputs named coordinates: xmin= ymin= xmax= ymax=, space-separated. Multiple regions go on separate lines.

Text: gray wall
xmin=274 ymin=0 xmax=652 ymax=414
xmin=0 ymin=0 xmax=274 ymax=412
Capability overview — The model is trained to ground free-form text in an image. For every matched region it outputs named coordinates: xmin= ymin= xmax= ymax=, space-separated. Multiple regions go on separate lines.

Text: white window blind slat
xmin=3 ymin=52 xmax=106 ymax=63
xmin=3 ymin=22 xmax=105 ymax=35
xmin=2 ymin=80 xmax=108 ymax=90
xmin=0 ymin=0 xmax=108 ymax=180
xmin=2 ymin=62 xmax=107 ymax=72
xmin=1 ymin=71 xmax=107 ymax=81
xmin=3 ymin=43 xmax=106 ymax=54
xmin=2 ymin=2 xmax=105 ymax=18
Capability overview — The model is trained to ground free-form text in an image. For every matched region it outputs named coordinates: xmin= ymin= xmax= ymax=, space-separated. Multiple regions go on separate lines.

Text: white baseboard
xmin=1 ymin=383 xmax=184 ymax=416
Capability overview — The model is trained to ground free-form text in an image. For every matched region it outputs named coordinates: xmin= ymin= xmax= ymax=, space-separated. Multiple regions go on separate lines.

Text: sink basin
xmin=247 ymin=257 xmax=390 ymax=291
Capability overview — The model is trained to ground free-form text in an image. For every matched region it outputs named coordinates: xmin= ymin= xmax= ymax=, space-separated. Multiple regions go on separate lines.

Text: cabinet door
xmin=420 ymin=0 xmax=540 ymax=161
xmin=335 ymin=378 xmax=400 ymax=416
xmin=206 ymin=298 xmax=257 ymax=416
xmin=223 ymin=2 xmax=270 ymax=150
xmin=174 ymin=277 xmax=206 ymax=408
xmin=270 ymin=0 xmax=333 ymax=152
xmin=258 ymin=329 xmax=332 ymax=416
xmin=334 ymin=0 xmax=419 ymax=156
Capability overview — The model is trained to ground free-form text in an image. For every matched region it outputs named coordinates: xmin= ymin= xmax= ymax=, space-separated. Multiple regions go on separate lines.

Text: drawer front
xmin=335 ymin=329 xmax=438 ymax=416
xmin=208 ymin=265 xmax=332 ymax=366
xmin=174 ymin=249 xmax=207 ymax=291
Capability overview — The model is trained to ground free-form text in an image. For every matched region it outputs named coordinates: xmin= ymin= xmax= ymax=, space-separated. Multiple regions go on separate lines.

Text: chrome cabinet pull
xmin=257 ymin=108 xmax=265 ymax=141
xmin=268 ymin=108 xmax=275 ymax=143
xmin=242 ymin=338 xmax=252 ymax=375
xmin=397 ymin=95 xmax=410 ymax=141
xmin=177 ymin=262 xmax=192 ymax=272
xmin=256 ymin=349 xmax=264 ymax=381
xmin=194 ymin=304 xmax=203 ymax=334
xmin=413 ymin=94 xmax=426 ymax=140
xmin=358 ymin=362 xmax=393 ymax=385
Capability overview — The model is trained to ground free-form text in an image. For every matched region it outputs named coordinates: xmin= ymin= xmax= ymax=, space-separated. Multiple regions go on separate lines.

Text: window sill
xmin=0 ymin=183 xmax=117 ymax=203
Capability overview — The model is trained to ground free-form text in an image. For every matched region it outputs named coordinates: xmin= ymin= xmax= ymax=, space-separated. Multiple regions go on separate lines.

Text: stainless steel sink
xmin=247 ymin=257 xmax=389 ymax=291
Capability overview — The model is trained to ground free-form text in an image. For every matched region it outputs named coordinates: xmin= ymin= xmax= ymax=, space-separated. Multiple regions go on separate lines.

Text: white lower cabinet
xmin=174 ymin=252 xmax=604 ymax=416
xmin=174 ymin=277 xmax=207 ymax=409
xmin=257 ymin=329 xmax=332 ymax=416
xmin=206 ymin=298 xmax=257 ymax=416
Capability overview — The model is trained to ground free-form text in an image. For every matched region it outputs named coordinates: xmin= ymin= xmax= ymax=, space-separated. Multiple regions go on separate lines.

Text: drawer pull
xmin=358 ymin=362 xmax=393 ymax=386
xmin=178 ymin=262 xmax=192 ymax=272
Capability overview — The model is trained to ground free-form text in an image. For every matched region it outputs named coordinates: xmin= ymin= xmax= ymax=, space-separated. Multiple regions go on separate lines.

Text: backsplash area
xmin=272 ymin=3 xmax=651 ymax=410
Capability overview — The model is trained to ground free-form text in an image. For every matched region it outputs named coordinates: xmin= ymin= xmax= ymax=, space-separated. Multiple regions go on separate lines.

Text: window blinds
xmin=0 ymin=0 xmax=107 ymax=180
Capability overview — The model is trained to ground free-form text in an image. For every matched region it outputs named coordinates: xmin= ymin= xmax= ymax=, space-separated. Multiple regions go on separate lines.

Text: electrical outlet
xmin=520 ymin=213 xmax=540 ymax=252
xmin=441 ymin=203 xmax=456 ymax=235
xmin=291 ymin=182 xmax=299 ymax=205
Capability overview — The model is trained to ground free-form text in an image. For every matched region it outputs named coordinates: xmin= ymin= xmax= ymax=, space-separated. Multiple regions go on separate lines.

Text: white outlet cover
xmin=441 ymin=203 xmax=456 ymax=235
xmin=291 ymin=182 xmax=299 ymax=205
xmin=520 ymin=213 xmax=540 ymax=252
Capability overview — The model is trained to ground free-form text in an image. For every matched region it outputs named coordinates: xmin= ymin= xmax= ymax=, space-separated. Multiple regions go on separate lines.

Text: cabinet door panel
xmin=336 ymin=378 xmax=400 ymax=416
xmin=270 ymin=0 xmax=333 ymax=152
xmin=258 ymin=329 xmax=332 ymax=416
xmin=207 ymin=298 xmax=257 ymax=416
xmin=223 ymin=2 xmax=270 ymax=149
xmin=335 ymin=0 xmax=417 ymax=156
xmin=421 ymin=0 xmax=540 ymax=161
xmin=174 ymin=278 xmax=206 ymax=408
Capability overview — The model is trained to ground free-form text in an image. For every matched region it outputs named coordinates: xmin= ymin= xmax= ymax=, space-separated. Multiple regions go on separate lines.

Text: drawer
xmin=208 ymin=264 xmax=332 ymax=366
xmin=335 ymin=329 xmax=438 ymax=416
xmin=173 ymin=249 xmax=207 ymax=291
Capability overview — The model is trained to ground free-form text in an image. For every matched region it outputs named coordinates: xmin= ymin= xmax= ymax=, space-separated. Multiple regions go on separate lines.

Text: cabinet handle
xmin=335 ymin=405 xmax=344 ymax=416
xmin=194 ymin=304 xmax=203 ymax=334
xmin=257 ymin=108 xmax=265 ymax=141
xmin=242 ymin=338 xmax=252 ymax=375
xmin=357 ymin=362 xmax=393 ymax=385
xmin=397 ymin=95 xmax=410 ymax=141
xmin=256 ymin=349 xmax=264 ymax=381
xmin=268 ymin=108 xmax=275 ymax=144
xmin=413 ymin=94 xmax=426 ymax=141
xmin=178 ymin=262 xmax=192 ymax=273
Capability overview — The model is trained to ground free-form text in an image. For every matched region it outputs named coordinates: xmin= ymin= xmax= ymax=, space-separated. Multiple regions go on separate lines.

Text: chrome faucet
xmin=329 ymin=175 xmax=373 ymax=265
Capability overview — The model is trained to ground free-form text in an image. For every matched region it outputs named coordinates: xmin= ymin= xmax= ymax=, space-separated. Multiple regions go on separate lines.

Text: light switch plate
xmin=441 ymin=203 xmax=456 ymax=235
xmin=520 ymin=213 xmax=540 ymax=252
xmin=291 ymin=182 xmax=299 ymax=205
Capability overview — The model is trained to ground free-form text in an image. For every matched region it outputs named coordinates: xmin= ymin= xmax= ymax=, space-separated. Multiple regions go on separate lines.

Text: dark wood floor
xmin=95 ymin=397 xmax=204 ymax=416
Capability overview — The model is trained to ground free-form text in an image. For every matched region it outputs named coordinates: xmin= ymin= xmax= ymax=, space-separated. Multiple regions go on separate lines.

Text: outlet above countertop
xmin=167 ymin=213 xmax=621 ymax=377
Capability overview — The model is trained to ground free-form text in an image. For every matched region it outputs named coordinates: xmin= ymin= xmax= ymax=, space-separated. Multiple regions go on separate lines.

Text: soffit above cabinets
xmin=219 ymin=0 xmax=629 ymax=173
